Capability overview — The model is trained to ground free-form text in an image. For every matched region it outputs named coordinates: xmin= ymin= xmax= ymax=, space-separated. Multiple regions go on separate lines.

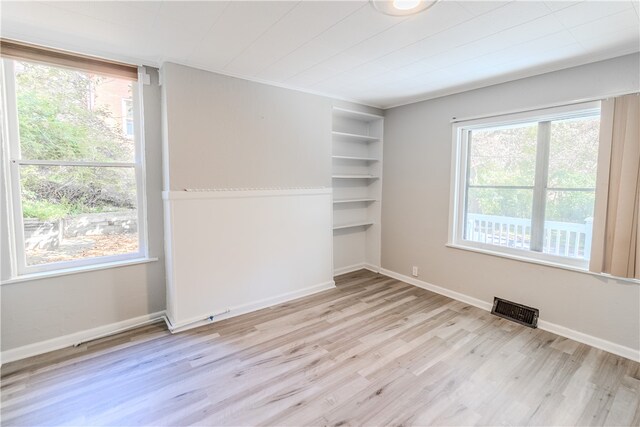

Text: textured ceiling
xmin=1 ymin=1 xmax=639 ymax=108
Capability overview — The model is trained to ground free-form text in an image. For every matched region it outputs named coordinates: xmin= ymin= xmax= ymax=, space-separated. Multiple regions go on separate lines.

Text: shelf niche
xmin=331 ymin=107 xmax=383 ymax=275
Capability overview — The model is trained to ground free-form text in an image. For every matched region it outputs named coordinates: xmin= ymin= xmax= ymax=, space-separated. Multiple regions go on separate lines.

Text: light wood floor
xmin=2 ymin=270 xmax=639 ymax=426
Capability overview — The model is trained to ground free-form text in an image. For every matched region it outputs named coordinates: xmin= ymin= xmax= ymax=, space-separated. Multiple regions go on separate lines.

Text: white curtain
xmin=590 ymin=93 xmax=640 ymax=279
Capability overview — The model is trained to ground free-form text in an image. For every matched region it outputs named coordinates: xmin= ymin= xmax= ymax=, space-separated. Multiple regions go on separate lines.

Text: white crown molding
xmin=0 ymin=34 xmax=382 ymax=109
xmin=382 ymin=50 xmax=640 ymax=110
xmin=159 ymin=59 xmax=385 ymax=109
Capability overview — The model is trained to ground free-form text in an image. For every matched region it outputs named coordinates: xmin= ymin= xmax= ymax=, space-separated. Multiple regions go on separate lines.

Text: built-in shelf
xmin=332 ymin=155 xmax=379 ymax=162
xmin=333 ymin=221 xmax=374 ymax=230
xmin=331 ymin=105 xmax=383 ymax=273
xmin=332 ymin=174 xmax=378 ymax=179
xmin=333 ymin=198 xmax=377 ymax=204
xmin=333 ymin=107 xmax=383 ymax=122
xmin=331 ymin=131 xmax=378 ymax=143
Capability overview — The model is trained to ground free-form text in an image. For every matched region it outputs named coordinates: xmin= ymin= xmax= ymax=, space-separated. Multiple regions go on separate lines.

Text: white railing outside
xmin=466 ymin=213 xmax=593 ymax=259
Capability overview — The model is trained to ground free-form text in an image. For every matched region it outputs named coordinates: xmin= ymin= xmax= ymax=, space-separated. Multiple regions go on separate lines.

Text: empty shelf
xmin=332 ymin=131 xmax=379 ymax=143
xmin=332 ymin=155 xmax=379 ymax=162
xmin=333 ymin=198 xmax=377 ymax=204
xmin=333 ymin=221 xmax=374 ymax=230
xmin=332 ymin=174 xmax=378 ymax=179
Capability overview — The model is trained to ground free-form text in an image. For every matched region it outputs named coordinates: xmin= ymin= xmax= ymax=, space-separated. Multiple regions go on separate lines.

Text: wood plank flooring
xmin=2 ymin=270 xmax=639 ymax=426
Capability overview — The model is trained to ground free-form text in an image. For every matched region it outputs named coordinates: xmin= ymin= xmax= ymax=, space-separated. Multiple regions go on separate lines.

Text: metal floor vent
xmin=491 ymin=297 xmax=539 ymax=328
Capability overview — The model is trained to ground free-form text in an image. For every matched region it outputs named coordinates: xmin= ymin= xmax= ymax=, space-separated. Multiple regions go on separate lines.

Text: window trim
xmin=445 ymin=242 xmax=640 ymax=285
xmin=0 ymin=256 xmax=158 ymax=286
xmin=1 ymin=58 xmax=149 ymax=277
xmin=448 ymin=101 xmax=601 ymax=270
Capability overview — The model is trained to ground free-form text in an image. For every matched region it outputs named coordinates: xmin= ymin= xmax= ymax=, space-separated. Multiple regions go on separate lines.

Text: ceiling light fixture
xmin=371 ymin=0 xmax=439 ymax=17
xmin=393 ymin=0 xmax=421 ymax=10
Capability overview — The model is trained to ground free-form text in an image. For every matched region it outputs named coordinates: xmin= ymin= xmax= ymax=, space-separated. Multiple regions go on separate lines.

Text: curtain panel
xmin=590 ymin=93 xmax=640 ymax=279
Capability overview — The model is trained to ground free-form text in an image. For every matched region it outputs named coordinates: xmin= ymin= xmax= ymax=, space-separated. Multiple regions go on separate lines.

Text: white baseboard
xmin=380 ymin=268 xmax=492 ymax=312
xmin=6 ymin=270 xmax=636 ymax=365
xmin=363 ymin=263 xmax=380 ymax=273
xmin=536 ymin=320 xmax=640 ymax=363
xmin=1 ymin=311 xmax=167 ymax=365
xmin=167 ymin=280 xmax=336 ymax=333
xmin=2 ymin=280 xmax=336 ymax=364
xmin=334 ymin=263 xmax=380 ymax=276
xmin=379 ymin=268 xmax=640 ymax=363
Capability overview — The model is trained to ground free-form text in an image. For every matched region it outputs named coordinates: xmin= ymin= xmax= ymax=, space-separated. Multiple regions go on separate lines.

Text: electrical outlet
xmin=412 ymin=266 xmax=419 ymax=277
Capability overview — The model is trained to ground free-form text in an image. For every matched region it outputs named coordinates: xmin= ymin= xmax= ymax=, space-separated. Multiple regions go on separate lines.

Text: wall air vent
xmin=491 ymin=297 xmax=539 ymax=328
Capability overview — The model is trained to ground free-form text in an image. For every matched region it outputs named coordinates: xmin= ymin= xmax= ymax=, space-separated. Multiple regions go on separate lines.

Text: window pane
xmin=20 ymin=165 xmax=138 ymax=266
xmin=465 ymin=188 xmax=533 ymax=250
xmin=123 ymin=99 xmax=134 ymax=138
xmin=545 ymin=115 xmax=599 ymax=260
xmin=468 ymin=122 xmax=537 ymax=186
xmin=548 ymin=116 xmax=600 ymax=189
xmin=543 ymin=190 xmax=595 ymax=259
xmin=14 ymin=61 xmax=135 ymax=162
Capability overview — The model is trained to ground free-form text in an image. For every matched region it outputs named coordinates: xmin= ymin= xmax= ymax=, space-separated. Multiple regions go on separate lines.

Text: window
xmin=122 ymin=98 xmax=134 ymax=138
xmin=2 ymin=57 xmax=146 ymax=275
xmin=450 ymin=102 xmax=601 ymax=268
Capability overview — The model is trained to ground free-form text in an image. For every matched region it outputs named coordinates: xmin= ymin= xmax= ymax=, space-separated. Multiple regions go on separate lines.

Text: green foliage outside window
xmin=15 ymin=62 xmax=136 ymax=221
xmin=468 ymin=117 xmax=599 ymax=224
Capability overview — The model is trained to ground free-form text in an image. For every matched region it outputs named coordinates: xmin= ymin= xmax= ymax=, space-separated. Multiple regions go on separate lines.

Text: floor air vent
xmin=491 ymin=297 xmax=539 ymax=328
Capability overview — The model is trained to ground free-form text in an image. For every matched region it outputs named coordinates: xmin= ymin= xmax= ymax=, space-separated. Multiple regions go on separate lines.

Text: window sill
xmin=445 ymin=243 xmax=639 ymax=285
xmin=1 ymin=257 xmax=159 ymax=285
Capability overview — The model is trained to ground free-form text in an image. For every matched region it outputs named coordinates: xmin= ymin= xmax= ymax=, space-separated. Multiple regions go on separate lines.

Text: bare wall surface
xmin=382 ymin=53 xmax=640 ymax=352
xmin=161 ymin=62 xmax=333 ymax=191
xmin=1 ymin=68 xmax=166 ymax=351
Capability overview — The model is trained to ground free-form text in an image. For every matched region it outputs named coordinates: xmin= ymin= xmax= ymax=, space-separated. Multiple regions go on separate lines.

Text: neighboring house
xmin=92 ymin=76 xmax=133 ymax=139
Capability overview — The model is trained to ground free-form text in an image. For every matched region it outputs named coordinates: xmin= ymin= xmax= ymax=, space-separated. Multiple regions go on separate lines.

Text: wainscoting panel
xmin=162 ymin=189 xmax=334 ymax=330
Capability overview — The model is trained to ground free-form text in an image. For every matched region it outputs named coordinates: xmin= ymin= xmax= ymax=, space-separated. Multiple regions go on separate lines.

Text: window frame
xmin=448 ymin=101 xmax=601 ymax=270
xmin=1 ymin=58 xmax=149 ymax=276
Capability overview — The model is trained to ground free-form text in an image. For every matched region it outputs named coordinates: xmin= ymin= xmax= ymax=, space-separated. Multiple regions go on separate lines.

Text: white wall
xmin=1 ymin=68 xmax=166 ymax=352
xmin=163 ymin=189 xmax=334 ymax=329
xmin=382 ymin=53 xmax=640 ymax=353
